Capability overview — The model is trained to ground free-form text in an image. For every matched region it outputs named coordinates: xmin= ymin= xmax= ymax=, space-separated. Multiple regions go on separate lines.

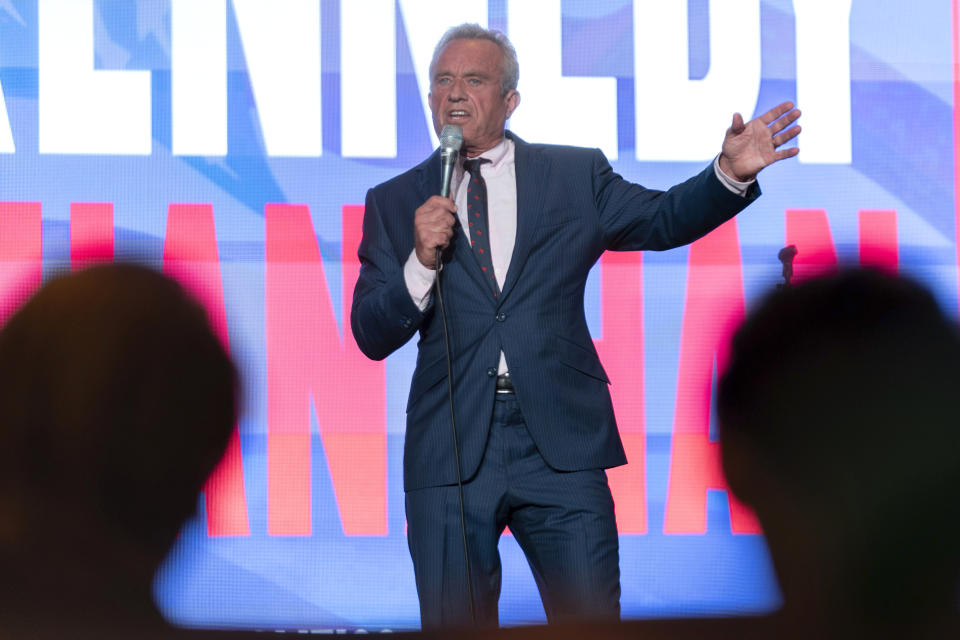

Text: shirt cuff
xmin=404 ymin=249 xmax=435 ymax=311
xmin=713 ymin=155 xmax=755 ymax=196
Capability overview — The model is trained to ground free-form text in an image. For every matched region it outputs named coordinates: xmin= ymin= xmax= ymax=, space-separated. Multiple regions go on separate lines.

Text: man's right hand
xmin=414 ymin=196 xmax=458 ymax=269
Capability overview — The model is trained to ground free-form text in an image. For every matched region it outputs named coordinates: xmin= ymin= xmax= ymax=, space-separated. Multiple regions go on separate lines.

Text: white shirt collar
xmin=464 ymin=136 xmax=513 ymax=171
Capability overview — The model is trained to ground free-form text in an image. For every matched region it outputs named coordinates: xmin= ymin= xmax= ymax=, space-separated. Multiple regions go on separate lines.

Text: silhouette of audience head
xmin=717 ymin=268 xmax=960 ymax=637
xmin=0 ymin=264 xmax=237 ymax=633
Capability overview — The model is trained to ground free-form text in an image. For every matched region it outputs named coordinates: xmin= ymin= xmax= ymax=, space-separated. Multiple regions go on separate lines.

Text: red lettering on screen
xmin=663 ymin=220 xmax=761 ymax=535
xmin=265 ymin=204 xmax=386 ymax=536
xmin=786 ymin=209 xmax=838 ymax=279
xmin=70 ymin=203 xmax=114 ymax=269
xmin=594 ymin=250 xmax=647 ymax=534
xmin=859 ymin=210 xmax=898 ymax=271
xmin=0 ymin=202 xmax=42 ymax=324
xmin=787 ymin=208 xmax=898 ymax=274
xmin=163 ymin=204 xmax=250 ymax=537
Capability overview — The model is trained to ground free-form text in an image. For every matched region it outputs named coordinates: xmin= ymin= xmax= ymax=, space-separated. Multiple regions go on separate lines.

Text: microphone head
xmin=439 ymin=125 xmax=463 ymax=152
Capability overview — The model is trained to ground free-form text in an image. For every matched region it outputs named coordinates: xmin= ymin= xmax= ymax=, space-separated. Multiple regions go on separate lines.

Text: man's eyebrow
xmin=433 ymin=69 xmax=491 ymax=79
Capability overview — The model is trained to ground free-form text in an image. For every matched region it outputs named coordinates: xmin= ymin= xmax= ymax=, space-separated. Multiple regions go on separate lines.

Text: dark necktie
xmin=462 ymin=157 xmax=499 ymax=298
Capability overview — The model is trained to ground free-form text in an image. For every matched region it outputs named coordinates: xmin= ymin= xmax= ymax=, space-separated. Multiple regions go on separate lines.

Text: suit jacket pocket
xmin=555 ymin=334 xmax=610 ymax=383
xmin=406 ymin=352 xmax=449 ymax=412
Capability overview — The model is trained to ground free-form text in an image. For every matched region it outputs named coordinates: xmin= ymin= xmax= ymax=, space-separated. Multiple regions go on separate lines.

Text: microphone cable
xmin=434 ymin=245 xmax=477 ymax=625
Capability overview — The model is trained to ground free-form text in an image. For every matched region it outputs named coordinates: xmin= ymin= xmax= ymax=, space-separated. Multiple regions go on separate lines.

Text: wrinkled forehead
xmin=431 ymin=38 xmax=504 ymax=80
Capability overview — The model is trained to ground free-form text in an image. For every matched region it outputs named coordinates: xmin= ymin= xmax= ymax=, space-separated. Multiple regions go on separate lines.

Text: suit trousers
xmin=405 ymin=393 xmax=621 ymax=629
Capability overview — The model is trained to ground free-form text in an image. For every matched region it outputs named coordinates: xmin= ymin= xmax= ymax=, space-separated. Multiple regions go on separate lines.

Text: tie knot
xmin=463 ymin=157 xmax=489 ymax=175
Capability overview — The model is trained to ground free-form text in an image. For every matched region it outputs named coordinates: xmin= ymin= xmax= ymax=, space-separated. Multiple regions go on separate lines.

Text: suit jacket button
xmin=496 ymin=312 xmax=506 ymax=322
xmin=486 ymin=367 xmax=496 ymax=377
xmin=401 ymin=318 xmax=412 ymax=329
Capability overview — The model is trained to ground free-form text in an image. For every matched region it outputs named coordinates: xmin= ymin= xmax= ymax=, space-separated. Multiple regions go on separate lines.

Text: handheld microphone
xmin=439 ymin=124 xmax=463 ymax=199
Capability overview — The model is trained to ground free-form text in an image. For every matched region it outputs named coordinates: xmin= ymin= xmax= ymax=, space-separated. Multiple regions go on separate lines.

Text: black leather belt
xmin=495 ymin=373 xmax=515 ymax=394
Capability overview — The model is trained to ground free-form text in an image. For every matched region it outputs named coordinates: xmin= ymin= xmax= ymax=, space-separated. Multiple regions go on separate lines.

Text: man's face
xmin=429 ymin=38 xmax=520 ymax=157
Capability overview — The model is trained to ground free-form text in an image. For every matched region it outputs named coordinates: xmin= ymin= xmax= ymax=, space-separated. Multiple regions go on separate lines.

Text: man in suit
xmin=351 ymin=23 xmax=801 ymax=629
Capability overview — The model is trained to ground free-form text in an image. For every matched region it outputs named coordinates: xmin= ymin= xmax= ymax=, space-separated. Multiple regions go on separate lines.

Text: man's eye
xmin=436 ymin=77 xmax=450 ymax=85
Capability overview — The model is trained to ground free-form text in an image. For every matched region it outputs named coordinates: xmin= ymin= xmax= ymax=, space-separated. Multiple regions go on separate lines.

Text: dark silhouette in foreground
xmin=10 ymin=265 xmax=960 ymax=639
xmin=717 ymin=268 xmax=960 ymax=638
xmin=0 ymin=265 xmax=237 ymax=637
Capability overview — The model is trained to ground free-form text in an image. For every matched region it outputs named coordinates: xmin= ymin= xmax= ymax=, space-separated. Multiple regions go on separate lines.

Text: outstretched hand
xmin=718 ymin=101 xmax=801 ymax=182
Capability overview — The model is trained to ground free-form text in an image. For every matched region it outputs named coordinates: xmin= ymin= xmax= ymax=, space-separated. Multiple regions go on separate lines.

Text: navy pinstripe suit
xmin=351 ymin=132 xmax=760 ymax=626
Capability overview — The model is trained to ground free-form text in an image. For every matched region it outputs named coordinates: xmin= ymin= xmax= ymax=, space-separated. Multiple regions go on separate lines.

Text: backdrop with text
xmin=0 ymin=0 xmax=951 ymax=632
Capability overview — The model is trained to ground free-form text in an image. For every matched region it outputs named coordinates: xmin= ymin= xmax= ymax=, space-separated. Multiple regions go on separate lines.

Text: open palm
xmin=719 ymin=101 xmax=801 ymax=182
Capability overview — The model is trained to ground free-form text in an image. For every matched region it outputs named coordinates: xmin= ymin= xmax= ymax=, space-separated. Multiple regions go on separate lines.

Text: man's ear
xmin=504 ymin=90 xmax=520 ymax=120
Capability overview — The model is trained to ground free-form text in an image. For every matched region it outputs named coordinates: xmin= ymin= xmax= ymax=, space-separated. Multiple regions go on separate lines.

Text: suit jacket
xmin=351 ymin=133 xmax=760 ymax=491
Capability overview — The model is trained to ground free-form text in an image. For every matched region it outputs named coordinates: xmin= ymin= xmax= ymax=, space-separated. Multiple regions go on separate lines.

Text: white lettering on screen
xmin=172 ymin=0 xmax=227 ymax=156
xmin=16 ymin=1 xmax=852 ymax=162
xmin=233 ymin=0 xmax=322 ymax=157
xmin=0 ymin=72 xmax=13 ymax=152
xmin=38 ymin=0 xmax=152 ymax=155
xmin=633 ymin=0 xmax=762 ymax=162
xmin=507 ymin=0 xmax=618 ymax=160
xmin=793 ymin=0 xmax=853 ymax=164
xmin=341 ymin=0 xmax=397 ymax=158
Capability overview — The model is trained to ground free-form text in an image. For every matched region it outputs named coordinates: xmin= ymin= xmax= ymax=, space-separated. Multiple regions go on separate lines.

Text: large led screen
xmin=0 ymin=0 xmax=952 ymax=632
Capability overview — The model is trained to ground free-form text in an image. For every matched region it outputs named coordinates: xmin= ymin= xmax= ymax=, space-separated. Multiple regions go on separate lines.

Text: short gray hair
xmin=429 ymin=23 xmax=519 ymax=96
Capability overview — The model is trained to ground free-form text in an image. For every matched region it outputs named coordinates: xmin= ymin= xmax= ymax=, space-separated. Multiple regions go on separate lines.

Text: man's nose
xmin=447 ymin=79 xmax=466 ymax=100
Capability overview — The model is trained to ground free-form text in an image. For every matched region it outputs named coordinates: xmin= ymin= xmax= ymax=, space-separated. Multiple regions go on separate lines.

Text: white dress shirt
xmin=403 ymin=137 xmax=753 ymax=375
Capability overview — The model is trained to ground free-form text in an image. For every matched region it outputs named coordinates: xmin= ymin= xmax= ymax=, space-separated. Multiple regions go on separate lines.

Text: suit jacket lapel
xmin=499 ymin=132 xmax=547 ymax=304
xmin=415 ymin=150 xmax=440 ymax=206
